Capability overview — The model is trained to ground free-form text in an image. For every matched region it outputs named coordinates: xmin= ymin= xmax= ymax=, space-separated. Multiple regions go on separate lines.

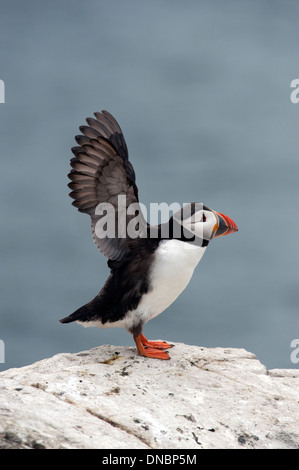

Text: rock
xmin=0 ymin=343 xmax=298 ymax=449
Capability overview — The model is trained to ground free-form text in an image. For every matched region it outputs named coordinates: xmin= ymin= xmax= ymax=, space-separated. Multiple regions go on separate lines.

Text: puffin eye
xmin=201 ymin=213 xmax=206 ymax=222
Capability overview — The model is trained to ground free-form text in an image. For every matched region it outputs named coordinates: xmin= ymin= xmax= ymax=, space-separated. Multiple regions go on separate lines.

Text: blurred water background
xmin=0 ymin=0 xmax=298 ymax=371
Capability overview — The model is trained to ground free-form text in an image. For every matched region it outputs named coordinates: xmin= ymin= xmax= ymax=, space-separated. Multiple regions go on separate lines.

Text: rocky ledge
xmin=0 ymin=342 xmax=298 ymax=449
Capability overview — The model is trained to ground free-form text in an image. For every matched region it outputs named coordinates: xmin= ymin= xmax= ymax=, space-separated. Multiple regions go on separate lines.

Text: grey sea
xmin=0 ymin=0 xmax=298 ymax=371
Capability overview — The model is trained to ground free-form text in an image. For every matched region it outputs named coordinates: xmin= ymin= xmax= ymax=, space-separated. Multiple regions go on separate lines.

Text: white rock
xmin=0 ymin=343 xmax=298 ymax=449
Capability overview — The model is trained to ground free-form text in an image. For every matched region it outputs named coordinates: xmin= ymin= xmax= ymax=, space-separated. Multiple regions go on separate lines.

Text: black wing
xmin=68 ymin=110 xmax=147 ymax=261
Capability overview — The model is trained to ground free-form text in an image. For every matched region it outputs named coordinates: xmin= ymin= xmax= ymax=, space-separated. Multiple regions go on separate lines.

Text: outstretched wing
xmin=68 ymin=110 xmax=147 ymax=261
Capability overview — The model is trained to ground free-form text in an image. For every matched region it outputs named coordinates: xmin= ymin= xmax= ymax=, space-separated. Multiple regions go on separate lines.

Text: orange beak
xmin=213 ymin=212 xmax=238 ymax=238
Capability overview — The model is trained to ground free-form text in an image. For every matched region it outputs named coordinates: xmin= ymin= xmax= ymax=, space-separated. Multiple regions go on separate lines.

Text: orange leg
xmin=140 ymin=333 xmax=173 ymax=350
xmin=134 ymin=334 xmax=171 ymax=360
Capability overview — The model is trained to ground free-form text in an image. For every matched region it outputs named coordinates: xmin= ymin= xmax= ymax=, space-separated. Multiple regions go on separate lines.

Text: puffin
xmin=60 ymin=110 xmax=238 ymax=359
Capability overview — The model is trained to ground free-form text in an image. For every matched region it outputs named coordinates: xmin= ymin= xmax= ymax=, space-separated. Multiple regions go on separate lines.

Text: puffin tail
xmin=59 ymin=310 xmax=82 ymax=324
xmin=59 ymin=298 xmax=100 ymax=324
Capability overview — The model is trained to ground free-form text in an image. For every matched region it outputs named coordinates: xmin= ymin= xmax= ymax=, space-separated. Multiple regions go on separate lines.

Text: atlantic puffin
xmin=60 ymin=110 xmax=238 ymax=359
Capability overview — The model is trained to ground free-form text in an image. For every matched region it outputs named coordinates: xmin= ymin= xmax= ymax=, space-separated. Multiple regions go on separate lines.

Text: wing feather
xmin=68 ymin=110 xmax=147 ymax=261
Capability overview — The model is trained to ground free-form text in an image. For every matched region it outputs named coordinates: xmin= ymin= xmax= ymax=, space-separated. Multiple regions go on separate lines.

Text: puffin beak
xmin=213 ymin=212 xmax=238 ymax=238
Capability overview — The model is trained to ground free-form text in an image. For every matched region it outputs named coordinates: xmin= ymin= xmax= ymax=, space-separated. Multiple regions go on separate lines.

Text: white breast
xmin=80 ymin=239 xmax=207 ymax=332
xmin=126 ymin=239 xmax=207 ymax=329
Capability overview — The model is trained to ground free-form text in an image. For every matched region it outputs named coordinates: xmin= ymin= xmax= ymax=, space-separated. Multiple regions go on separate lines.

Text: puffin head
xmin=171 ymin=203 xmax=238 ymax=245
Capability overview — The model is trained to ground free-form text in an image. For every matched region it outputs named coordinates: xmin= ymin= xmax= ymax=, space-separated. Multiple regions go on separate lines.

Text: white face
xmin=171 ymin=203 xmax=218 ymax=243
xmin=182 ymin=208 xmax=217 ymax=241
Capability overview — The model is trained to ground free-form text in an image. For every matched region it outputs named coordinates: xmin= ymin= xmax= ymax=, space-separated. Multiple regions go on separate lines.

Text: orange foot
xmin=134 ymin=334 xmax=172 ymax=360
xmin=140 ymin=333 xmax=173 ymax=350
